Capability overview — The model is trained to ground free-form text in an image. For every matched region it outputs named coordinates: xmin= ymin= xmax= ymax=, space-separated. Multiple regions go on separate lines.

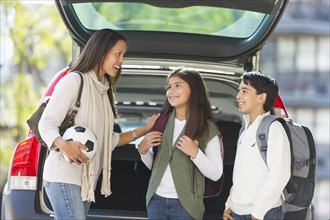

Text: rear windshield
xmin=72 ymin=2 xmax=265 ymax=38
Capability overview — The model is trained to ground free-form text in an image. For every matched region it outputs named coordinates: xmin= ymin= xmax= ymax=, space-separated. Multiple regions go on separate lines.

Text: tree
xmin=1 ymin=1 xmax=71 ymax=141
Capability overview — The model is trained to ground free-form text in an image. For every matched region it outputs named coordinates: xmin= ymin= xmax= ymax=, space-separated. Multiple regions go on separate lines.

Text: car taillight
xmin=6 ymin=66 xmax=70 ymax=191
xmin=9 ymin=136 xmax=41 ymax=190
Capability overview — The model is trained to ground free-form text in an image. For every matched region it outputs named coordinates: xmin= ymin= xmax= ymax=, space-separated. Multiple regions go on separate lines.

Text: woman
xmin=138 ymin=67 xmax=223 ymax=220
xmin=38 ymin=29 xmax=159 ymax=220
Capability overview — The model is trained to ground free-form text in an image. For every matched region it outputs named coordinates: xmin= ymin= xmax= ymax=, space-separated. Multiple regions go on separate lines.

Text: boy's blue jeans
xmin=44 ymin=181 xmax=91 ymax=220
xmin=231 ymin=206 xmax=283 ymax=220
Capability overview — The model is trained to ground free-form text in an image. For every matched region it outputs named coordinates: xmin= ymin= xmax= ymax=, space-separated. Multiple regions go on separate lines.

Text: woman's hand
xmin=138 ymin=131 xmax=162 ymax=155
xmin=176 ymin=135 xmax=199 ymax=159
xmin=223 ymin=208 xmax=233 ymax=220
xmin=54 ymin=137 xmax=89 ymax=164
xmin=143 ymin=113 xmax=161 ymax=132
xmin=117 ymin=113 xmax=161 ymax=147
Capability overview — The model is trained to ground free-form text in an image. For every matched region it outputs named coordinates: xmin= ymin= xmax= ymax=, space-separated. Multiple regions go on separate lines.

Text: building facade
xmin=261 ymin=2 xmax=329 ymax=218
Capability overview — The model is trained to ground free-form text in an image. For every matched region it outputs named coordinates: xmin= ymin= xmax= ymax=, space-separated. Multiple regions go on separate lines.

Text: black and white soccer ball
xmin=62 ymin=125 xmax=98 ymax=161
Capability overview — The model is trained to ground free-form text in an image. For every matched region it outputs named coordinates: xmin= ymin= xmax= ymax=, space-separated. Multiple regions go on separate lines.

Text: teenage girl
xmin=138 ymin=67 xmax=223 ymax=220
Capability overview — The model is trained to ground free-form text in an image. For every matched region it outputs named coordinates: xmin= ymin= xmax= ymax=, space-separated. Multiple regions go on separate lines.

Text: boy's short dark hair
xmin=242 ymin=72 xmax=278 ymax=112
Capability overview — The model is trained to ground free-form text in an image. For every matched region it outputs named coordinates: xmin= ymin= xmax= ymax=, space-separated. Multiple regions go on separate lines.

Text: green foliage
xmin=93 ymin=3 xmax=239 ymax=34
xmin=0 ymin=145 xmax=14 ymax=168
xmin=0 ymin=144 xmax=14 ymax=186
xmin=1 ymin=1 xmax=71 ymax=141
xmin=3 ymin=1 xmax=71 ymax=83
xmin=0 ymin=128 xmax=15 ymax=186
xmin=8 ymin=72 xmax=38 ymax=140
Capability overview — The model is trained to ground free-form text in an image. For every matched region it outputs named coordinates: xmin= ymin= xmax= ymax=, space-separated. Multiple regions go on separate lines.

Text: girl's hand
xmin=138 ymin=131 xmax=162 ymax=155
xmin=55 ymin=137 xmax=89 ymax=164
xmin=176 ymin=135 xmax=199 ymax=159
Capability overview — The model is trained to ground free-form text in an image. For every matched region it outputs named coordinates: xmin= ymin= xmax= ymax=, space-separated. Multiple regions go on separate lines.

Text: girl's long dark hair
xmin=161 ymin=67 xmax=213 ymax=140
xmin=70 ymin=29 xmax=127 ymax=118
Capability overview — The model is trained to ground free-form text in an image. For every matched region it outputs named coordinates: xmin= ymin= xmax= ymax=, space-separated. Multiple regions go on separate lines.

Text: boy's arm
xmin=251 ymin=121 xmax=291 ymax=219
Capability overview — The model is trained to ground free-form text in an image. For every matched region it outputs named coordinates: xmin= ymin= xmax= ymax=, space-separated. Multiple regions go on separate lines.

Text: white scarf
xmin=80 ymin=71 xmax=113 ymax=202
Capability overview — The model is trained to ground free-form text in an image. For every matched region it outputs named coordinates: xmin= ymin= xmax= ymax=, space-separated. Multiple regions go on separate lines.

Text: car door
xmin=53 ymin=1 xmax=290 ymax=219
xmin=55 ymin=0 xmax=289 ymax=74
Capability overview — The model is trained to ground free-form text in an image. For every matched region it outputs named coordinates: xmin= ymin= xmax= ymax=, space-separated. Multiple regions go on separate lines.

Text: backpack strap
xmin=256 ymin=115 xmax=293 ymax=173
xmin=151 ymin=112 xmax=170 ymax=157
xmin=256 ymin=115 xmax=279 ymax=164
xmin=74 ymin=71 xmax=84 ymax=109
xmin=66 ymin=72 xmax=84 ymax=120
xmin=301 ymin=125 xmax=317 ymax=178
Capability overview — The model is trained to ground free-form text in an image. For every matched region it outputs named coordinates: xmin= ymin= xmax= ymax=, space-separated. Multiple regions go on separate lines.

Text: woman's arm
xmin=38 ymin=73 xmax=90 ymax=164
xmin=39 ymin=73 xmax=80 ymax=149
xmin=116 ymin=113 xmax=160 ymax=146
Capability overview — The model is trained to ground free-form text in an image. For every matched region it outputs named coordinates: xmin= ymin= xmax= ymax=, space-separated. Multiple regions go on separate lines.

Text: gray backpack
xmin=256 ymin=115 xmax=317 ymax=214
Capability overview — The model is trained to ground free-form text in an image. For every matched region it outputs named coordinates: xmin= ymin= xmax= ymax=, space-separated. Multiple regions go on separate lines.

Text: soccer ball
xmin=61 ymin=125 xmax=98 ymax=162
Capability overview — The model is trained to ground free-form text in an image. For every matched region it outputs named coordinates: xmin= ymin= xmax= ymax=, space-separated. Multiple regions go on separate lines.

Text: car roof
xmin=56 ymin=0 xmax=288 ymax=70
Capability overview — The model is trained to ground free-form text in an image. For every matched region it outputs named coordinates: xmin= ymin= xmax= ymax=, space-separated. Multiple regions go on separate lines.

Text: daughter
xmin=138 ymin=67 xmax=223 ymax=220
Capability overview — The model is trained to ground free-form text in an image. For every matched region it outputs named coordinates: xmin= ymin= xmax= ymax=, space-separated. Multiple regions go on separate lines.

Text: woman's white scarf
xmin=80 ymin=71 xmax=113 ymax=202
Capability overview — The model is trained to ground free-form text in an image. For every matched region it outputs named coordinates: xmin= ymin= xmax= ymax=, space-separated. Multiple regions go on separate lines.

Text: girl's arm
xmin=177 ymin=135 xmax=223 ymax=181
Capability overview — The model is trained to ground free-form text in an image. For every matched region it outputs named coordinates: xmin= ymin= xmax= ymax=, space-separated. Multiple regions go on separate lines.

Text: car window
xmin=72 ymin=2 xmax=265 ymax=38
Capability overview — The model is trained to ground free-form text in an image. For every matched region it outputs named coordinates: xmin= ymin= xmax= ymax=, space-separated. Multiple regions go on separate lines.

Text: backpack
xmin=256 ymin=115 xmax=317 ymax=213
xmin=151 ymin=113 xmax=225 ymax=198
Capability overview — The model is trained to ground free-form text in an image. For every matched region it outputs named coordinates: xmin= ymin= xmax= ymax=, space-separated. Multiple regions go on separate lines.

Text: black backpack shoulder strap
xmin=301 ymin=125 xmax=317 ymax=178
xmin=75 ymin=72 xmax=84 ymax=109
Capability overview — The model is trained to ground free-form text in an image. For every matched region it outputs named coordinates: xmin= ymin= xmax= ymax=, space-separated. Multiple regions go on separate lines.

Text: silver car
xmin=2 ymin=1 xmax=294 ymax=219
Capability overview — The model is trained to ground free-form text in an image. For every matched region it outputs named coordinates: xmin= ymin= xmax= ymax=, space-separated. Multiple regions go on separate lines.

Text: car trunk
xmin=42 ymin=0 xmax=289 ymax=218
xmin=38 ymin=65 xmax=243 ymax=219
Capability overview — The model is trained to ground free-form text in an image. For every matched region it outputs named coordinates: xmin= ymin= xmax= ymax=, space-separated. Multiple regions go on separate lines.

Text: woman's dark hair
xmin=71 ymin=29 xmax=127 ymax=118
xmin=161 ymin=67 xmax=213 ymax=140
xmin=242 ymin=72 xmax=278 ymax=112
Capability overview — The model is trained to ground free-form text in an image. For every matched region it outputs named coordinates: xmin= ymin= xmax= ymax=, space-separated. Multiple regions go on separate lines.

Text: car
xmin=1 ymin=0 xmax=290 ymax=219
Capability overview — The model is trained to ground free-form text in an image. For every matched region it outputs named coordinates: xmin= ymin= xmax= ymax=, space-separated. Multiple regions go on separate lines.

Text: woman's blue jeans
xmin=148 ymin=194 xmax=194 ymax=220
xmin=231 ymin=206 xmax=284 ymax=220
xmin=44 ymin=181 xmax=91 ymax=220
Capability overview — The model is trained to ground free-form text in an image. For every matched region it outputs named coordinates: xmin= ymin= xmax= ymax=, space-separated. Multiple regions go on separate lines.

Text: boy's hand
xmin=223 ymin=208 xmax=233 ymax=220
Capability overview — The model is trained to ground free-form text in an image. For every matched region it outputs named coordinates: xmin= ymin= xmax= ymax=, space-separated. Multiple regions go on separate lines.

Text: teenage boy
xmin=223 ymin=72 xmax=291 ymax=220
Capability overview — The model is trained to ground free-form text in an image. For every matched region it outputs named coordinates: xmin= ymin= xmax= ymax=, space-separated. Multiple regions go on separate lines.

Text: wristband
xmin=131 ymin=130 xmax=137 ymax=141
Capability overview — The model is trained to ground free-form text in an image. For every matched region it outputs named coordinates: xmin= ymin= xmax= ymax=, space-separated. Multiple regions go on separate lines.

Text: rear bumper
xmin=1 ymin=189 xmax=51 ymax=220
xmin=1 ymin=188 xmax=149 ymax=220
